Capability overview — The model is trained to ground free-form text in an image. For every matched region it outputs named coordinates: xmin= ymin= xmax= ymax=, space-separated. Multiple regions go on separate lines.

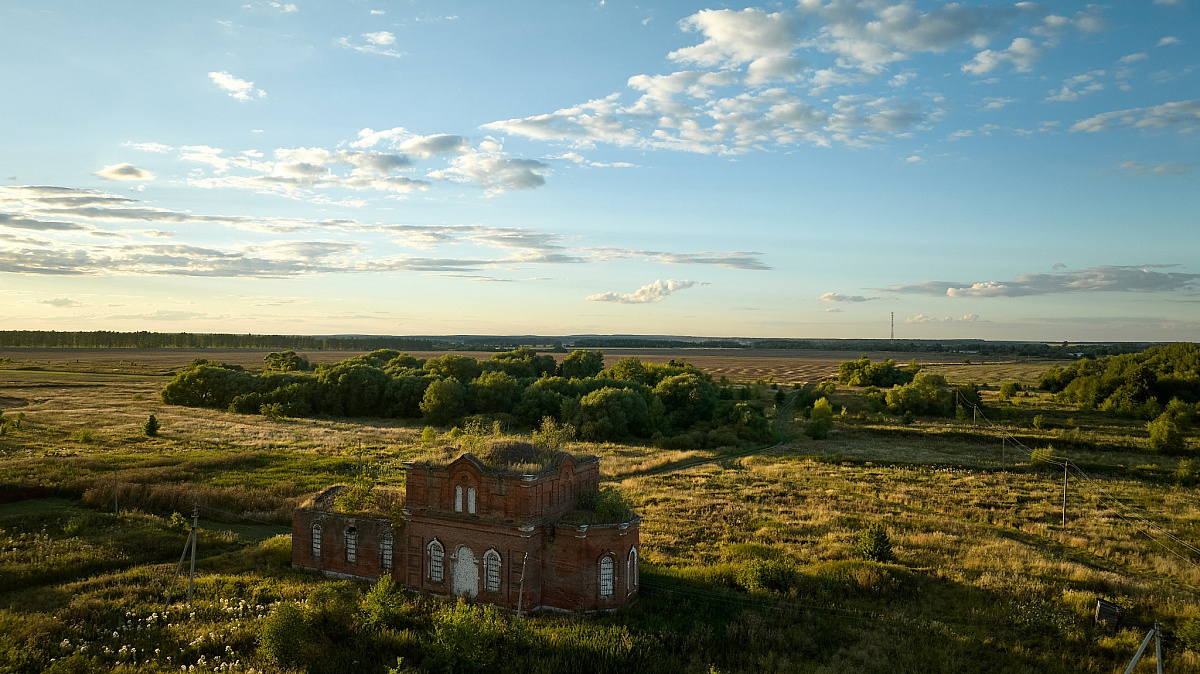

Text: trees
xmin=654 ymin=372 xmax=718 ymax=430
xmin=423 ymin=354 xmax=482 ymax=383
xmin=420 ymin=378 xmax=467 ymax=426
xmin=558 ymin=349 xmax=604 ymax=379
xmin=142 ymin=414 xmax=159 ymax=437
xmin=837 ymin=356 xmax=916 ymax=388
xmin=263 ymin=350 xmax=309 ymax=372
xmin=805 ymin=397 xmax=834 ymax=440
xmin=572 ymin=387 xmax=652 ymax=441
xmin=470 ymin=371 xmax=523 ymax=414
xmin=885 ymin=372 xmax=955 ymax=417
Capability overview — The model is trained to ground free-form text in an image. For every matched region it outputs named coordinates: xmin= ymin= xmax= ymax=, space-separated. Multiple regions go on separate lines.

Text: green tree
xmin=258 ymin=602 xmax=307 ymax=666
xmin=470 ymin=370 xmax=523 ymax=414
xmin=654 ymin=371 xmax=718 ymax=430
xmin=263 ymin=350 xmax=309 ymax=372
xmin=317 ymin=362 xmax=391 ymax=417
xmin=805 ymin=397 xmax=834 ymax=440
xmin=423 ymin=354 xmax=483 ymax=382
xmin=853 ymin=523 xmax=893 ymax=562
xmin=421 ymin=378 xmax=467 ymax=426
xmin=574 ymin=386 xmax=651 ymax=441
xmin=142 ymin=414 xmax=159 ymax=437
xmin=999 ymin=381 xmax=1021 ymax=400
xmin=559 ymin=349 xmax=605 ymax=379
xmin=1148 ymin=411 xmax=1186 ymax=454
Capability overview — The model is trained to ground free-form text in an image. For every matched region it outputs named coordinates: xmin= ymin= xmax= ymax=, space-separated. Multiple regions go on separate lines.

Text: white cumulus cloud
xmin=208 ymin=71 xmax=265 ymax=101
xmin=585 ymin=279 xmax=699 ymax=304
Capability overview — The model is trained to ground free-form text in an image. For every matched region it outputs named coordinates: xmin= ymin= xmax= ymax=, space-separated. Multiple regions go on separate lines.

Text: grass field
xmin=0 ymin=349 xmax=1197 ymax=673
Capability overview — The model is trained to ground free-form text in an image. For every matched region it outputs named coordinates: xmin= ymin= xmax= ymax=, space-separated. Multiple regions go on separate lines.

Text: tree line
xmin=0 ymin=331 xmax=441 ymax=351
xmin=160 ymin=348 xmax=775 ymax=447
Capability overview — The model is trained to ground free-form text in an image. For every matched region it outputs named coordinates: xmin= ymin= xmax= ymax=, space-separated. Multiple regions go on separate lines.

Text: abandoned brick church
xmin=292 ymin=452 xmax=641 ymax=612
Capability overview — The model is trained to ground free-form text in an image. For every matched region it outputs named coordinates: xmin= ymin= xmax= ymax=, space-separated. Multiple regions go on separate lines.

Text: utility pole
xmin=517 ymin=552 xmax=529 ymax=618
xmin=890 ymin=312 xmax=894 ymax=341
xmin=1062 ymin=463 xmax=1068 ymax=526
xmin=187 ymin=504 xmax=198 ymax=606
xmin=1122 ymin=622 xmax=1163 ymax=674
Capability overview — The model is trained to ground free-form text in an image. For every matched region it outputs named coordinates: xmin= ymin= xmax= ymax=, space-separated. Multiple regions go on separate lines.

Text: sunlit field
xmin=1 ymin=349 xmax=1197 ymax=673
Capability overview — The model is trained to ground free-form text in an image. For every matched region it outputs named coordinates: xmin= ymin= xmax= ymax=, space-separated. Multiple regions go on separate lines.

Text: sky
xmin=1 ymin=0 xmax=1198 ymax=342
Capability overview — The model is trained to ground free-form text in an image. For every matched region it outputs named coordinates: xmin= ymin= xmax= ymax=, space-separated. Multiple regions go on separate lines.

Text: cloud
xmin=962 ymin=37 xmax=1040 ymax=75
xmin=979 ymin=97 xmax=1016 ymax=111
xmin=208 ymin=71 xmax=265 ymax=101
xmin=1071 ymin=100 xmax=1200 ymax=133
xmin=426 ymin=140 xmax=549 ymax=193
xmin=1046 ymin=70 xmax=1106 ymax=102
xmin=818 ymin=292 xmax=879 ymax=302
xmin=1119 ymin=161 xmax=1194 ymax=175
xmin=1119 ymin=53 xmax=1149 ymax=64
xmin=126 ymin=141 xmax=172 ymax=153
xmin=906 ymin=314 xmax=980 ymax=324
xmin=94 ymin=163 xmax=155 ymax=181
xmin=668 ymin=8 xmax=798 ymax=71
xmin=336 ymin=35 xmax=405 ymax=58
xmin=591 ymin=247 xmax=770 ymax=270
xmin=37 ymin=297 xmax=83 ymax=308
xmin=363 ymin=31 xmax=395 ymax=45
xmin=1158 ymin=36 xmax=1181 ymax=47
xmin=586 ymin=279 xmax=699 ymax=304
xmin=0 ymin=212 xmax=91 ymax=231
xmin=882 ymin=265 xmax=1200 ymax=297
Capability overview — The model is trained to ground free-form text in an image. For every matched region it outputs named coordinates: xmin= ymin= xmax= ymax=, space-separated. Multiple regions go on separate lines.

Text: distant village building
xmin=292 ymin=452 xmax=641 ymax=612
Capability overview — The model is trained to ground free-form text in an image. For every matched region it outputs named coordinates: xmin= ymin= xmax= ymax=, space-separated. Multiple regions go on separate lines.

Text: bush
xmin=142 ymin=414 xmax=159 ymax=437
xmin=853 ymin=523 xmax=893 ymax=562
xmin=1032 ymin=414 xmax=1047 ymax=430
xmin=259 ymin=602 xmax=307 ymax=666
xmin=359 ymin=576 xmax=412 ymax=631
xmin=804 ymin=397 xmax=834 ymax=440
xmin=999 ymin=382 xmax=1021 ymax=400
xmin=1178 ymin=617 xmax=1200 ymax=653
xmin=736 ymin=558 xmax=795 ymax=594
xmin=1148 ymin=412 xmax=1186 ymax=454
xmin=1175 ymin=459 xmax=1197 ymax=486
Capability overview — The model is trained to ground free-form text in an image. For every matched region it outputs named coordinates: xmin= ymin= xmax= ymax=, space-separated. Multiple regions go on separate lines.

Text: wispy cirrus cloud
xmin=906 ymin=313 xmax=980 ymax=324
xmin=1071 ymin=100 xmax=1200 ymax=133
xmin=818 ymin=292 xmax=880 ymax=303
xmin=881 ymin=265 xmax=1200 ymax=298
xmin=586 ymin=279 xmax=699 ymax=304
xmin=336 ymin=32 xmax=406 ymax=58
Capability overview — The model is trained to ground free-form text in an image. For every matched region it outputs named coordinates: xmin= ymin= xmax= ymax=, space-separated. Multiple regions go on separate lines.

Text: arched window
xmin=311 ymin=523 xmax=322 ymax=558
xmin=428 ymin=539 xmax=444 ymax=582
xmin=454 ymin=485 xmax=463 ymax=512
xmin=467 ymin=487 xmax=477 ymax=514
xmin=627 ymin=547 xmax=638 ymax=594
xmin=483 ymin=549 xmax=501 ymax=593
xmin=599 ymin=556 xmax=614 ymax=598
xmin=381 ymin=533 xmax=394 ymax=570
xmin=345 ymin=527 xmax=358 ymax=565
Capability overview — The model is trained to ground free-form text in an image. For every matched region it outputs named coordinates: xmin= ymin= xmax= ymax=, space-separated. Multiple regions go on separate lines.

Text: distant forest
xmin=0 ymin=330 xmax=1164 ymax=358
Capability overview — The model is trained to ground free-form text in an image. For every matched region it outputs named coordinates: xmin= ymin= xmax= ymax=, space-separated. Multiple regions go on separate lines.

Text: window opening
xmin=599 ymin=556 xmax=614 ymax=597
xmin=311 ymin=523 xmax=322 ymax=558
xmin=428 ymin=540 xmax=444 ymax=582
xmin=345 ymin=527 xmax=358 ymax=564
xmin=484 ymin=549 xmax=501 ymax=592
xmin=455 ymin=485 xmax=463 ymax=512
xmin=381 ymin=533 xmax=394 ymax=570
xmin=627 ymin=547 xmax=638 ymax=593
xmin=468 ymin=487 xmax=477 ymax=514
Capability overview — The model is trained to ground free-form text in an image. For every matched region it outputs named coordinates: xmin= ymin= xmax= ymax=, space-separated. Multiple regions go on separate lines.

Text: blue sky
xmin=1 ymin=0 xmax=1197 ymax=341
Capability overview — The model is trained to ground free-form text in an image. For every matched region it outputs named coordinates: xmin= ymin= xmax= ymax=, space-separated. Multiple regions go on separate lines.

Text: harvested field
xmin=0 ymin=347 xmax=1011 ymax=384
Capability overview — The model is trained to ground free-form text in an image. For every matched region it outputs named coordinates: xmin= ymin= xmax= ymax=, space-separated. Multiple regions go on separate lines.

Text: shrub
xmin=1148 ymin=412 xmax=1186 ymax=454
xmin=1032 ymin=414 xmax=1047 ymax=430
xmin=420 ymin=426 xmax=437 ymax=446
xmin=999 ymin=382 xmax=1021 ymax=400
xmin=1176 ymin=459 xmax=1197 ymax=486
xmin=1030 ymin=446 xmax=1057 ymax=469
xmin=737 ymin=558 xmax=795 ymax=594
xmin=853 ymin=523 xmax=893 ymax=562
xmin=260 ymin=402 xmax=286 ymax=421
xmin=532 ymin=416 xmax=576 ymax=450
xmin=360 ymin=576 xmax=412 ymax=631
xmin=259 ymin=602 xmax=307 ymax=666
xmin=142 ymin=414 xmax=159 ymax=437
xmin=803 ymin=397 xmax=835 ymax=440
xmin=1178 ymin=617 xmax=1200 ymax=653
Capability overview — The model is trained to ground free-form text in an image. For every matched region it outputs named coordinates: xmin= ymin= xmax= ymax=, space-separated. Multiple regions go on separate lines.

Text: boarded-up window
xmin=455 ymin=485 xmax=463 ymax=512
xmin=311 ymin=523 xmax=322 ymax=558
xmin=468 ymin=487 xmax=477 ymax=514
xmin=428 ymin=539 xmax=444 ymax=582
xmin=599 ymin=556 xmax=614 ymax=597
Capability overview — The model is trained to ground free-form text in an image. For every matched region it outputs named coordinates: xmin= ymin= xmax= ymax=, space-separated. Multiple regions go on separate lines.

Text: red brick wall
xmin=292 ymin=509 xmax=396 ymax=581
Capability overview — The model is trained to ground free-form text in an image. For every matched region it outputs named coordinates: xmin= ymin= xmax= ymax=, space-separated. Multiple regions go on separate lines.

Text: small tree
xmin=805 ymin=397 xmax=834 ymax=440
xmin=142 ymin=414 xmax=160 ymax=437
xmin=1148 ymin=412 xmax=1185 ymax=454
xmin=420 ymin=426 xmax=437 ymax=446
xmin=258 ymin=602 xmax=306 ymax=666
xmin=999 ymin=382 xmax=1021 ymax=400
xmin=853 ymin=523 xmax=893 ymax=562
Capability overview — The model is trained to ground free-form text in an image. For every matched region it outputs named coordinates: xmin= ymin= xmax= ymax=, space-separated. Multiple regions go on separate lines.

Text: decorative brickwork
xmin=292 ymin=452 xmax=640 ymax=612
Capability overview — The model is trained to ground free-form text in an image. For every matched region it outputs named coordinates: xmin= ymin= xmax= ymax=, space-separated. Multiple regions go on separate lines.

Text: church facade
xmin=292 ymin=452 xmax=640 ymax=612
